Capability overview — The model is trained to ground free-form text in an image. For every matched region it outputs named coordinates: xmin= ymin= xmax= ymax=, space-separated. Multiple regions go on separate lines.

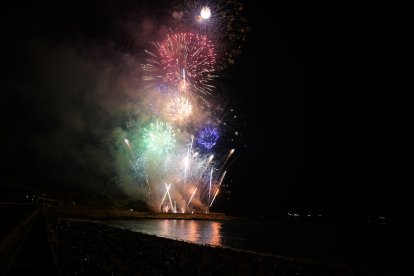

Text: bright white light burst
xmin=200 ymin=6 xmax=211 ymax=19
xmin=165 ymin=96 xmax=193 ymax=122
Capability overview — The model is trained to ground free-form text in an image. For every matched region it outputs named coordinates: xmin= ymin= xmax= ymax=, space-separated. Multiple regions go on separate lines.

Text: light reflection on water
xmin=109 ymin=219 xmax=222 ymax=246
xmin=105 ymin=218 xmax=406 ymax=269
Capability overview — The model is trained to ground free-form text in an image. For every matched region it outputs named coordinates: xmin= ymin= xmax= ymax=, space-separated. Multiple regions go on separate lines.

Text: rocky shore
xmin=47 ymin=217 xmax=387 ymax=276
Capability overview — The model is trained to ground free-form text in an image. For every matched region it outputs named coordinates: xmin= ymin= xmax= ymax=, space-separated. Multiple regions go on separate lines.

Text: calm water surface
xmin=106 ymin=218 xmax=413 ymax=270
xmin=106 ymin=219 xmax=340 ymax=262
xmin=108 ymin=219 xmax=225 ymax=247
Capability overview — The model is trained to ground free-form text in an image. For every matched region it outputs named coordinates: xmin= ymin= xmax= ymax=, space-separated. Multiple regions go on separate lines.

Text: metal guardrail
xmin=0 ymin=208 xmax=40 ymax=276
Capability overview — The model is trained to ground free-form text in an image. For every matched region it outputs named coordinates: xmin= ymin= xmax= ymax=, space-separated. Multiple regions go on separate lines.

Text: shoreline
xmin=50 ymin=217 xmax=359 ymax=275
xmin=103 ymin=219 xmax=336 ymax=267
xmin=44 ymin=206 xmax=406 ymax=275
xmin=43 ymin=207 xmax=398 ymax=275
xmin=48 ymin=206 xmax=241 ymax=221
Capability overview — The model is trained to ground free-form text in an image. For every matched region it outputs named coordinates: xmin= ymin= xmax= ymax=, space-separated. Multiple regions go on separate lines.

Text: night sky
xmin=2 ymin=1 xmax=413 ymax=220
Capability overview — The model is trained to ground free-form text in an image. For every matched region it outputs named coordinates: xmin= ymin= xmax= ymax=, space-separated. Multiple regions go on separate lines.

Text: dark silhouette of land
xmin=2 ymin=198 xmax=411 ymax=275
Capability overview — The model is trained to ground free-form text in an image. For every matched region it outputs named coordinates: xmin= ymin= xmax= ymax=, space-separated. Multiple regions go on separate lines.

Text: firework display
xmin=170 ymin=0 xmax=250 ymax=68
xmin=119 ymin=1 xmax=247 ymax=213
xmin=197 ymin=127 xmax=219 ymax=150
xmin=165 ymin=95 xmax=193 ymax=122
xmin=143 ymin=121 xmax=176 ymax=155
xmin=143 ymin=32 xmax=217 ymax=100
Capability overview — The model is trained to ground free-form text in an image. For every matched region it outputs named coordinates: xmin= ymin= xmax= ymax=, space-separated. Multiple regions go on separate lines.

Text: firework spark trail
xmin=221 ymin=148 xmax=235 ymax=170
xmin=124 ymin=139 xmax=134 ymax=162
xmin=191 ymin=154 xmax=214 ymax=205
xmin=182 ymin=68 xmax=186 ymax=91
xmin=183 ymin=156 xmax=190 ymax=181
xmin=184 ymin=136 xmax=194 ymax=181
xmin=160 ymin=183 xmax=172 ymax=208
xmin=218 ymin=170 xmax=226 ymax=187
xmin=187 ymin=187 xmax=198 ymax=206
xmin=145 ymin=177 xmax=151 ymax=195
xmin=208 ymin=154 xmax=214 ymax=164
xmin=167 ymin=184 xmax=174 ymax=211
xmin=124 ymin=139 xmax=132 ymax=151
xmin=189 ymin=152 xmax=214 ymax=194
xmin=209 ymin=189 xmax=219 ymax=208
xmin=209 ymin=167 xmax=213 ymax=202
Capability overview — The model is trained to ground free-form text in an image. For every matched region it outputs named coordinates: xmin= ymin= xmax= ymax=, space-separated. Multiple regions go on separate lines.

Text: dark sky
xmin=229 ymin=1 xmax=414 ymax=219
xmin=2 ymin=1 xmax=413 ymax=220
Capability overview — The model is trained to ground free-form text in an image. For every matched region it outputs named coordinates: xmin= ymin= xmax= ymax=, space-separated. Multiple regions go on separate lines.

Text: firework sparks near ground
xmin=113 ymin=1 xmax=247 ymax=213
xmin=209 ymin=189 xmax=219 ymax=208
xmin=123 ymin=128 xmax=233 ymax=212
xmin=187 ymin=187 xmax=198 ymax=206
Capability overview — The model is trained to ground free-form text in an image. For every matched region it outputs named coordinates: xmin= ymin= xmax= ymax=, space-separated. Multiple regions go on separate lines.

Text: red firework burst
xmin=143 ymin=32 xmax=217 ymax=100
